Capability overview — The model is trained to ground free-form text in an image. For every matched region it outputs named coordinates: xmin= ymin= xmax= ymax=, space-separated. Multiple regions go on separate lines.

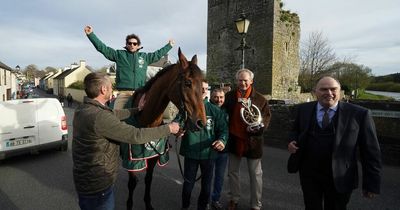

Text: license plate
xmin=5 ymin=137 xmax=33 ymax=148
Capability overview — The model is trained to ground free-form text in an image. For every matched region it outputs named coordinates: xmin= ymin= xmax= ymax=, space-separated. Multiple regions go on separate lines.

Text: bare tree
xmin=299 ymin=31 xmax=336 ymax=91
xmin=23 ymin=64 xmax=40 ymax=82
xmin=44 ymin=66 xmax=58 ymax=74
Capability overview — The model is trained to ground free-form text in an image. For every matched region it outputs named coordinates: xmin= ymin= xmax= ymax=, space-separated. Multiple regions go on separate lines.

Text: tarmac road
xmin=0 ymin=88 xmax=399 ymax=210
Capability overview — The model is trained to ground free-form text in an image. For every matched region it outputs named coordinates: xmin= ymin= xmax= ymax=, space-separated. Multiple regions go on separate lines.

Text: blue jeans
xmin=182 ymin=157 xmax=215 ymax=210
xmin=211 ymin=152 xmax=228 ymax=202
xmin=78 ymin=185 xmax=115 ymax=210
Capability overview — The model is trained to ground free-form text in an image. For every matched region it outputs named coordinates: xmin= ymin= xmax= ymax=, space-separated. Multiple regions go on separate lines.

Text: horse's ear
xmin=178 ymin=47 xmax=189 ymax=69
xmin=191 ymin=55 xmax=198 ymax=65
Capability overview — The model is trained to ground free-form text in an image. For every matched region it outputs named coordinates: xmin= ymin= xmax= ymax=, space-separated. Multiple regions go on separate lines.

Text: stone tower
xmin=207 ymin=0 xmax=300 ymax=98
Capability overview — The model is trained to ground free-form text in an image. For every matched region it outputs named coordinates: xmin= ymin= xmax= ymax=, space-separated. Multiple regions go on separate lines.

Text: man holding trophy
xmin=223 ymin=68 xmax=271 ymax=210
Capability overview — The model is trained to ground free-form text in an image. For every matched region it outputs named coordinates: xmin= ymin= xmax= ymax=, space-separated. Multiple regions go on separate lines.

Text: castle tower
xmin=207 ymin=0 xmax=300 ymax=98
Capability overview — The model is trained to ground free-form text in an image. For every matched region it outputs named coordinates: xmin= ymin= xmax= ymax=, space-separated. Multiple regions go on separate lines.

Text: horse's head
xmin=170 ymin=48 xmax=206 ymax=131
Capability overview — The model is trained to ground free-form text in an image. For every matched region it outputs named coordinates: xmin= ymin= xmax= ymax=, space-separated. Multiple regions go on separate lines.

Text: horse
xmin=121 ymin=48 xmax=206 ymax=210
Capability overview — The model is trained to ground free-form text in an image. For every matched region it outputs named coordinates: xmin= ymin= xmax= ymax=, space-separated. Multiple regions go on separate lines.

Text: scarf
xmin=229 ymin=86 xmax=252 ymax=156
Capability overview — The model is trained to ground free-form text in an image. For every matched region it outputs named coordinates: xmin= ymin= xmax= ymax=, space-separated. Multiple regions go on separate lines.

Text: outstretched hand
xmin=168 ymin=39 xmax=175 ymax=47
xmin=84 ymin=25 xmax=93 ymax=35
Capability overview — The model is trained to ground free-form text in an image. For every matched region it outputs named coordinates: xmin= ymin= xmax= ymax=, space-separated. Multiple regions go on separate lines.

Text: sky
xmin=1 ymin=0 xmax=399 ymax=76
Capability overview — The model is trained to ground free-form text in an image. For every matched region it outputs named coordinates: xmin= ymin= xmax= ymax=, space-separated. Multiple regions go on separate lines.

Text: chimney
xmin=70 ymin=62 xmax=79 ymax=69
xmin=80 ymin=60 xmax=86 ymax=67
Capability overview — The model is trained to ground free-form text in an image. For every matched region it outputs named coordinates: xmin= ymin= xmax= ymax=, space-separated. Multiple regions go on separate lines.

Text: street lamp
xmin=235 ymin=11 xmax=250 ymax=69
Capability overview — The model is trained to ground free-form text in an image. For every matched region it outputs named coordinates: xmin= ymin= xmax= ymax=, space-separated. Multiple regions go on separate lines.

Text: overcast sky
xmin=1 ymin=0 xmax=398 ymax=76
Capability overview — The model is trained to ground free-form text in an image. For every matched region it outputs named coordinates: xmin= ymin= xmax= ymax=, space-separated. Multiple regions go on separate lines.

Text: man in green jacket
xmin=84 ymin=25 xmax=174 ymax=109
xmin=72 ymin=72 xmax=180 ymax=210
xmin=179 ymin=80 xmax=228 ymax=210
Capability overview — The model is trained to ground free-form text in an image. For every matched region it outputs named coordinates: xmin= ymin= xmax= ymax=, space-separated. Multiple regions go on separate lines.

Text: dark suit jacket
xmin=223 ymin=87 xmax=271 ymax=159
xmin=287 ymin=101 xmax=382 ymax=194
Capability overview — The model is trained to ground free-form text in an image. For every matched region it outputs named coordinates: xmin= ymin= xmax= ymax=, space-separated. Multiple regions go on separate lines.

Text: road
xmin=1 ymin=89 xmax=399 ymax=210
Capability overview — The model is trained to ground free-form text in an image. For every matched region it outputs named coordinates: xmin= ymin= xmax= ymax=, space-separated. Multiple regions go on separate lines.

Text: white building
xmin=0 ymin=61 xmax=18 ymax=101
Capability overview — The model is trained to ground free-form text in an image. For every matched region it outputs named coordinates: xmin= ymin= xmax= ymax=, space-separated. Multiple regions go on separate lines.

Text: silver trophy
xmin=239 ymin=98 xmax=264 ymax=130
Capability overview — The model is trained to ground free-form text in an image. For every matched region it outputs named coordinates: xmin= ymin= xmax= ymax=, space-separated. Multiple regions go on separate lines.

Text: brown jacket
xmin=72 ymin=97 xmax=171 ymax=194
xmin=223 ymin=87 xmax=271 ymax=159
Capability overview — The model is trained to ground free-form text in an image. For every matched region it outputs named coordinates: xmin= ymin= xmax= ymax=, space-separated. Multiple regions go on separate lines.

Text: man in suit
xmin=287 ymin=76 xmax=382 ymax=210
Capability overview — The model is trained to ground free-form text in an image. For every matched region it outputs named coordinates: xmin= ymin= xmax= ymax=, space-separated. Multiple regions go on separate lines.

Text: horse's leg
xmin=144 ymin=157 xmax=158 ymax=210
xmin=127 ymin=171 xmax=139 ymax=210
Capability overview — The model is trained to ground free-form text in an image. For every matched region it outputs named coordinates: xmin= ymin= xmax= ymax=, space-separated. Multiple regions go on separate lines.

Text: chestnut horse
xmin=120 ymin=49 xmax=206 ymax=210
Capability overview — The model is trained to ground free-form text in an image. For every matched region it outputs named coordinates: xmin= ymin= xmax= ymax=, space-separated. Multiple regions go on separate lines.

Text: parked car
xmin=0 ymin=98 xmax=68 ymax=160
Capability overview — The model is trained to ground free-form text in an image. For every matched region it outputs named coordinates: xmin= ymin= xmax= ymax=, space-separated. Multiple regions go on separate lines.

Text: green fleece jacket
xmin=72 ymin=97 xmax=171 ymax=194
xmin=87 ymin=32 xmax=172 ymax=90
xmin=178 ymin=100 xmax=228 ymax=160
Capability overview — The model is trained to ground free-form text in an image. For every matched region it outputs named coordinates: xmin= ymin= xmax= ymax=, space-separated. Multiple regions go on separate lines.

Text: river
xmin=365 ymin=90 xmax=400 ymax=101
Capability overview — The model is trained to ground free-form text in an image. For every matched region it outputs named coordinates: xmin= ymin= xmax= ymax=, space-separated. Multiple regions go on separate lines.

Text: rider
xmin=84 ymin=25 xmax=175 ymax=109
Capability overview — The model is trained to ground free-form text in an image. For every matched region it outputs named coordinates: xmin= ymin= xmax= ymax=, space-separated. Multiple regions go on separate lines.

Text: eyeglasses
xmin=127 ymin=42 xmax=139 ymax=46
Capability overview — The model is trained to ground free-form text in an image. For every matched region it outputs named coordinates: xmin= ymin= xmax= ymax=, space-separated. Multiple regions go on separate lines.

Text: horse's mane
xmin=135 ymin=64 xmax=175 ymax=94
xmin=136 ymin=61 xmax=203 ymax=93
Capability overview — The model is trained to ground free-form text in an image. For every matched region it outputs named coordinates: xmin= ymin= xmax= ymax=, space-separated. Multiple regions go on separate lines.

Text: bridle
xmin=174 ymin=69 xmax=202 ymax=183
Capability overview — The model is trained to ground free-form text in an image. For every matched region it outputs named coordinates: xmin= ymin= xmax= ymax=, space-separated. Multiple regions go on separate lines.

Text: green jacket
xmin=72 ymin=97 xmax=171 ymax=194
xmin=87 ymin=32 xmax=172 ymax=90
xmin=178 ymin=100 xmax=228 ymax=160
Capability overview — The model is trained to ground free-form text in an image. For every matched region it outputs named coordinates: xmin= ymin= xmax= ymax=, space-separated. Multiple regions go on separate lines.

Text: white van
xmin=0 ymin=98 xmax=68 ymax=159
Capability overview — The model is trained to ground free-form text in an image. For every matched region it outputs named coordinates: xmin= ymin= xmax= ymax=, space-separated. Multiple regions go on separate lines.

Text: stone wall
xmin=264 ymin=102 xmax=400 ymax=166
xmin=207 ymin=0 xmax=300 ymax=98
xmin=271 ymin=1 xmax=300 ymax=99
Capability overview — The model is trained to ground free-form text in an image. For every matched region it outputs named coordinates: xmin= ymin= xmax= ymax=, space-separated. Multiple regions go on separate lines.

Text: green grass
xmin=357 ymin=92 xmax=394 ymax=100
xmin=367 ymin=82 xmax=400 ymax=92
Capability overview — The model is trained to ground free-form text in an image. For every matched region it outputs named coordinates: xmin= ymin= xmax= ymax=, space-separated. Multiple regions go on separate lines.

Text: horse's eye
xmin=184 ymin=80 xmax=192 ymax=87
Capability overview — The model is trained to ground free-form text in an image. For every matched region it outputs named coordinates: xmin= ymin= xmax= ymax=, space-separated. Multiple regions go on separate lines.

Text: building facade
xmin=0 ymin=62 xmax=18 ymax=101
xmin=207 ymin=0 xmax=300 ymax=98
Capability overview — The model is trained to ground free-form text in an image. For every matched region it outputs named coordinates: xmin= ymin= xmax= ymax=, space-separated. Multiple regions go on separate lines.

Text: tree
xmin=299 ymin=31 xmax=336 ymax=92
xmin=23 ymin=64 xmax=40 ymax=82
xmin=44 ymin=66 xmax=58 ymax=74
xmin=327 ymin=62 xmax=372 ymax=96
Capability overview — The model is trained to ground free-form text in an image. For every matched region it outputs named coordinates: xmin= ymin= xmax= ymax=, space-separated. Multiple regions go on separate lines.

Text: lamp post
xmin=14 ymin=65 xmax=21 ymax=99
xmin=235 ymin=11 xmax=250 ymax=69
